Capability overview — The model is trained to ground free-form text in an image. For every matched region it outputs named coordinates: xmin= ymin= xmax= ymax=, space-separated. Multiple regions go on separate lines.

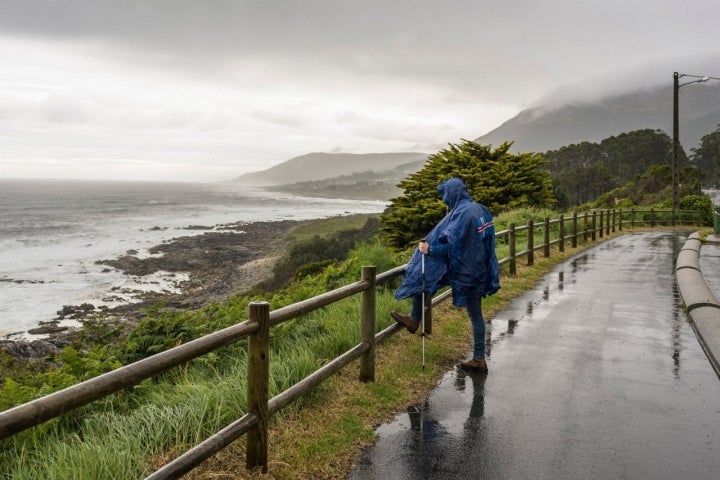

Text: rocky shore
xmin=1 ymin=219 xmax=309 ymax=360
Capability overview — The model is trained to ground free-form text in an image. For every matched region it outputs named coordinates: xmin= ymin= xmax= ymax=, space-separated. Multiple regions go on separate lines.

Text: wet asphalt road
xmin=349 ymin=231 xmax=720 ymax=480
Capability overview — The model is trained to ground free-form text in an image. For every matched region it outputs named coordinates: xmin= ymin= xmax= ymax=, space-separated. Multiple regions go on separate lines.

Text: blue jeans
xmin=466 ymin=296 xmax=486 ymax=359
xmin=412 ymin=294 xmax=485 ymax=359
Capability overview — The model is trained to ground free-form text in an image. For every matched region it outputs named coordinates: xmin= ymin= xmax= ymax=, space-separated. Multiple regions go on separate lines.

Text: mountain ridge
xmin=232 ymin=152 xmax=429 ymax=186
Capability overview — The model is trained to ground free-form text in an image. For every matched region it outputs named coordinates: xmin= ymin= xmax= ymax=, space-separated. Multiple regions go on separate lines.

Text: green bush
xmin=680 ymin=194 xmax=714 ymax=226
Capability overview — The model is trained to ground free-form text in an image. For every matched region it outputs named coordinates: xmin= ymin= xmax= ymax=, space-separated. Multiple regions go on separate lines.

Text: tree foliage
xmin=543 ymin=129 xmax=677 ymax=209
xmin=259 ymin=217 xmax=381 ymax=290
xmin=592 ymin=165 xmax=672 ymax=208
xmin=680 ymin=194 xmax=714 ymax=227
xmin=691 ymin=124 xmax=720 ymax=188
xmin=381 ymin=140 xmax=554 ymax=249
xmin=599 ymin=129 xmax=675 ymax=180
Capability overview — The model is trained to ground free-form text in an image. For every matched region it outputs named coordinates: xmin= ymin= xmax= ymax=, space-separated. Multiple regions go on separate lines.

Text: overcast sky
xmin=1 ymin=0 xmax=719 ymax=183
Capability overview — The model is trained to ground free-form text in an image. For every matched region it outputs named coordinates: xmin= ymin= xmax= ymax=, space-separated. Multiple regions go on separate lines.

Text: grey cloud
xmin=2 ymin=0 xmax=720 ymax=182
xmin=1 ymin=1 xmax=718 ymax=112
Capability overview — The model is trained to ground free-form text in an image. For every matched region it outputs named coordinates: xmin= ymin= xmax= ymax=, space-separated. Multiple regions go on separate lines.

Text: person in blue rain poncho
xmin=392 ymin=176 xmax=500 ymax=372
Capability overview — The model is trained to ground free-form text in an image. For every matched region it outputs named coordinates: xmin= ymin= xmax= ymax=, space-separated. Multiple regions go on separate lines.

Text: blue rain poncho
xmin=394 ymin=177 xmax=500 ymax=307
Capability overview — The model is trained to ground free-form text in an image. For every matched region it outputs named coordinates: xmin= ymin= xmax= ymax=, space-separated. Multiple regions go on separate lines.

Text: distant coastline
xmin=0 ymin=179 xmax=386 ymax=340
xmin=266 ymin=182 xmax=399 ymax=201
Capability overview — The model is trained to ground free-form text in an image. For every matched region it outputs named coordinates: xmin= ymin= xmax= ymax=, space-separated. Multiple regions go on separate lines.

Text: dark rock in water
xmin=28 ymin=322 xmax=69 ymax=335
xmin=79 ymin=303 xmax=95 ymax=312
xmin=57 ymin=305 xmax=75 ymax=316
xmin=55 ymin=303 xmax=98 ymax=320
xmin=0 ymin=278 xmax=45 ymax=284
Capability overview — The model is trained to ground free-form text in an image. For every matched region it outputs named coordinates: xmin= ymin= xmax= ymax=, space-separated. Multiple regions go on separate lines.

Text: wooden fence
xmin=0 ymin=208 xmax=702 ymax=478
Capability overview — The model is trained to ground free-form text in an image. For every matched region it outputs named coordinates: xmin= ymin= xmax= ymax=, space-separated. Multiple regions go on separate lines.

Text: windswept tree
xmin=381 ymin=140 xmax=554 ymax=249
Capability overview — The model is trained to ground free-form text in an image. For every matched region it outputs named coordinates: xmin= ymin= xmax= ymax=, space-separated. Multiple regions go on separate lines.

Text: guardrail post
xmin=599 ymin=210 xmax=604 ymax=238
xmin=247 ymin=301 xmax=270 ymax=473
xmin=509 ymin=223 xmax=516 ymax=275
xmin=559 ymin=214 xmax=565 ymax=253
xmin=527 ymin=219 xmax=534 ymax=266
xmin=619 ymin=209 xmax=623 ymax=231
xmin=572 ymin=211 xmax=578 ymax=248
xmin=543 ymin=217 xmax=550 ymax=257
xmin=360 ymin=266 xmax=376 ymax=382
xmin=612 ymin=209 xmax=616 ymax=233
xmin=591 ymin=211 xmax=597 ymax=241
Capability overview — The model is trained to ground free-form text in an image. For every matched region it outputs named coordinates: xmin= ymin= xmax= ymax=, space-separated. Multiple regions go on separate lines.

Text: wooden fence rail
xmin=0 ymin=208 xmax=702 ymax=478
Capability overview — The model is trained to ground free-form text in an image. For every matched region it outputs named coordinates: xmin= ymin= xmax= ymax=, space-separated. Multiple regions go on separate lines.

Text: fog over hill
xmin=232 ymin=152 xmax=428 ymax=186
xmin=476 ymin=83 xmax=720 ymax=154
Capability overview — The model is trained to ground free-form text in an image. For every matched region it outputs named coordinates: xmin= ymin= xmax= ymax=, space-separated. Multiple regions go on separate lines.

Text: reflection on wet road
xmin=349 ymin=231 xmax=720 ymax=480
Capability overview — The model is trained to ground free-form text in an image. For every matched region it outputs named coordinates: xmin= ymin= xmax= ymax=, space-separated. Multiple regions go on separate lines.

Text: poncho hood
xmin=438 ymin=177 xmax=471 ymax=210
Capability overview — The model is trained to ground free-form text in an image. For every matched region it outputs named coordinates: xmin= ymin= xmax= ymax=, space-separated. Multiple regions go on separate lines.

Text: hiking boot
xmin=391 ymin=311 xmax=419 ymax=334
xmin=458 ymin=358 xmax=488 ymax=372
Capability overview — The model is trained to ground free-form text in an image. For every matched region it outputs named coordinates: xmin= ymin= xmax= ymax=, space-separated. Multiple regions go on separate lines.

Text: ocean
xmin=0 ymin=178 xmax=387 ymax=338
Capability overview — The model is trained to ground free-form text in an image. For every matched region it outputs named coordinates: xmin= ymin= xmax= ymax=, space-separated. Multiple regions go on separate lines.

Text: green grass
xmin=288 ymin=213 xmax=378 ymax=243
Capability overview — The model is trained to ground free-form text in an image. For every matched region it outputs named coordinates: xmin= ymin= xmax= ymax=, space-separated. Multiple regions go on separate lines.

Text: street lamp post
xmin=672 ymin=72 xmax=716 ymax=225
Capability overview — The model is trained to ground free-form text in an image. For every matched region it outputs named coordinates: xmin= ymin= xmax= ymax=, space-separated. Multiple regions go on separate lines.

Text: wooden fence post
xmin=612 ymin=209 xmax=616 ymax=233
xmin=583 ymin=211 xmax=589 ymax=243
xmin=543 ymin=217 xmax=550 ymax=258
xmin=591 ymin=211 xmax=597 ymax=241
xmin=599 ymin=210 xmax=604 ymax=238
xmin=423 ymin=289 xmax=432 ymax=335
xmin=606 ymin=209 xmax=611 ymax=236
xmin=572 ymin=211 xmax=578 ymax=248
xmin=247 ymin=301 xmax=270 ymax=473
xmin=619 ymin=209 xmax=623 ymax=231
xmin=360 ymin=266 xmax=376 ymax=383
xmin=509 ymin=223 xmax=516 ymax=275
xmin=559 ymin=214 xmax=565 ymax=253
xmin=527 ymin=219 xmax=534 ymax=266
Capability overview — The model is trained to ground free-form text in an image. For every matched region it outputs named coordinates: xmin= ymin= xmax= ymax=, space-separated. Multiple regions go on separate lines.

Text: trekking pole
xmin=421 ymin=242 xmax=426 ymax=370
